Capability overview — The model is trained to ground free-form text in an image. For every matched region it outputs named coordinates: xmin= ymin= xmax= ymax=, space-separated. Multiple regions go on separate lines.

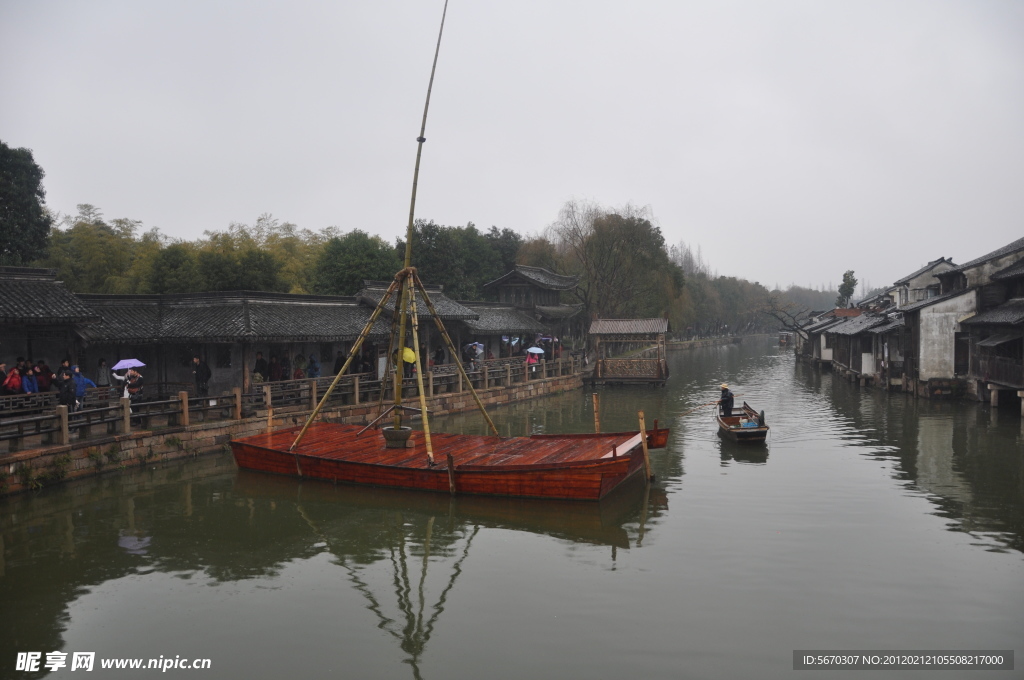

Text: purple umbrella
xmin=111 ymin=358 xmax=146 ymax=370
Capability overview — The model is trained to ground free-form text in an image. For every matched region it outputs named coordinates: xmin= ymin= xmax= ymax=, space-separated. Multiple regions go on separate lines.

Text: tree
xmin=147 ymin=243 xmax=201 ymax=293
xmin=312 ymin=230 xmax=400 ymax=295
xmin=836 ymin=270 xmax=858 ymax=308
xmin=0 ymin=140 xmax=52 ymax=264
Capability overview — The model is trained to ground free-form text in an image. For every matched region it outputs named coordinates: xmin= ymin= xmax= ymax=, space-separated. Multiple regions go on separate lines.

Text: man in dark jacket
xmin=192 ymin=356 xmax=212 ymax=396
xmin=719 ymin=383 xmax=735 ymax=418
xmin=252 ymin=351 xmax=269 ymax=384
xmin=55 ymin=369 xmax=77 ymax=412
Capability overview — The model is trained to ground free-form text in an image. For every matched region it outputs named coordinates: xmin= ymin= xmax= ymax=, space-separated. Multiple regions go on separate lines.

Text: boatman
xmin=719 ymin=383 xmax=734 ymax=418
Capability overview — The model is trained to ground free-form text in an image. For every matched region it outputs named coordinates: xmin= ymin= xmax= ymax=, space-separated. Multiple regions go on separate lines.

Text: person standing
xmin=306 ymin=354 xmax=320 ymax=379
xmin=36 ymin=359 xmax=53 ymax=392
xmin=252 ymin=351 xmax=269 ymax=384
xmin=192 ymin=355 xmax=212 ymax=397
xmin=55 ymin=368 xmax=77 ymax=413
xmin=333 ymin=350 xmax=345 ymax=375
xmin=71 ymin=365 xmax=96 ymax=406
xmin=95 ymin=359 xmax=111 ymax=389
xmin=719 ymin=383 xmax=735 ymax=418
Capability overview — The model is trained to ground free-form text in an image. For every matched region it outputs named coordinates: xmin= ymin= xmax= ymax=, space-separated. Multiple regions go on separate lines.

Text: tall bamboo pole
xmin=408 ymin=279 xmax=434 ymax=463
xmin=392 ymin=0 xmax=450 ymax=433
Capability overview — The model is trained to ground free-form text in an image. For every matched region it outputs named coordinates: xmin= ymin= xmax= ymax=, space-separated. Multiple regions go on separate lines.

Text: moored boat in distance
xmin=231 ymin=422 xmax=669 ymax=501
xmin=716 ymin=401 xmax=769 ymax=442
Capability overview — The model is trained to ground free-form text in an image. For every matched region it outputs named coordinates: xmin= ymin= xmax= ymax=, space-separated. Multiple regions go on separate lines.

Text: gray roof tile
xmin=589 ymin=318 xmax=669 ymax=335
xmin=483 ymin=265 xmax=579 ymax=291
xmin=961 ymin=298 xmax=1024 ymax=326
xmin=460 ymin=303 xmax=548 ymax=334
xmin=0 ymin=268 xmax=100 ymax=324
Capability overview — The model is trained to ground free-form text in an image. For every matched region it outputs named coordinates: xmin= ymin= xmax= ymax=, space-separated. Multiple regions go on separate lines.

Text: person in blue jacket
xmin=71 ymin=365 xmax=97 ymax=404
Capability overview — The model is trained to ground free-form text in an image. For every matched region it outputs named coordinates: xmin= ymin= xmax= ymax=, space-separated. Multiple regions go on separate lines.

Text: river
xmin=1 ymin=338 xmax=1021 ymax=679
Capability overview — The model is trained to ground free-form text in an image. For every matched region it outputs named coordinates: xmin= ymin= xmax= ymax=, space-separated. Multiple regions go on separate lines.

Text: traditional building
xmin=482 ymin=265 xmax=583 ymax=339
xmin=588 ymin=318 xmax=669 ymax=385
xmin=0 ymin=267 xmax=98 ymax=366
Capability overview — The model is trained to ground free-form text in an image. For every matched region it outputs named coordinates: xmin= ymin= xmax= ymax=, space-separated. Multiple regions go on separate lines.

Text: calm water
xmin=2 ymin=339 xmax=1022 ymax=679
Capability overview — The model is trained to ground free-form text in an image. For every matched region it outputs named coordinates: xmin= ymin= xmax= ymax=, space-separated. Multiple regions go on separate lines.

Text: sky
xmin=2 ymin=0 xmax=1022 ymax=293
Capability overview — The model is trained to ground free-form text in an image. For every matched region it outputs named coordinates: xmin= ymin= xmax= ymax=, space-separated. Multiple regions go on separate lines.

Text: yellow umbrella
xmin=402 ymin=347 xmax=416 ymax=363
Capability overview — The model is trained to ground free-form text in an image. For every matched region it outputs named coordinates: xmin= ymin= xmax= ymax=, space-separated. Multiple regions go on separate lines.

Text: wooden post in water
xmin=638 ymin=410 xmax=654 ymax=481
xmin=592 ymin=393 xmax=600 ymax=433
xmin=446 ymin=452 xmax=456 ymax=495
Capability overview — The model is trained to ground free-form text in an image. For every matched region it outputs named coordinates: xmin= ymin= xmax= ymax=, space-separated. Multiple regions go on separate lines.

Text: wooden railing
xmin=973 ymin=355 xmax=1024 ymax=388
xmin=0 ymin=356 xmax=582 ymax=454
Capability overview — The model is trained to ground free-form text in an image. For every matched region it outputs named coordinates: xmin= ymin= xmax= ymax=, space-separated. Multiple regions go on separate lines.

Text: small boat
xmin=716 ymin=401 xmax=769 ymax=442
xmin=231 ymin=422 xmax=669 ymax=501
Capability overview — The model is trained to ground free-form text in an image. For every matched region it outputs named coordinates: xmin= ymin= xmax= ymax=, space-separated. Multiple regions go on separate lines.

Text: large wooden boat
xmin=716 ymin=401 xmax=769 ymax=443
xmin=231 ymin=422 xmax=666 ymax=501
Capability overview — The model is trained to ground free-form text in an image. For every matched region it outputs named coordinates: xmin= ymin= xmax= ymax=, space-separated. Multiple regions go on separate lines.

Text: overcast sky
xmin=2 ymin=0 xmax=1022 ymax=292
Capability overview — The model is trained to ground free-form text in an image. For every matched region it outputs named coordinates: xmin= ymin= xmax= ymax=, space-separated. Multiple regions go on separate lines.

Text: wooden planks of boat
xmin=231 ymin=422 xmax=665 ymax=501
xmin=716 ymin=401 xmax=769 ymax=443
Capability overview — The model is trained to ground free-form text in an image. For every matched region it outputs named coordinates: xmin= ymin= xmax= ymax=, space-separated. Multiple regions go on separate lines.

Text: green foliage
xmin=312 ymin=230 xmax=400 ymax=295
xmin=0 ymin=140 xmax=52 ymax=265
xmin=88 ymin=447 xmax=105 ymax=470
xmin=146 ymin=243 xmax=201 ymax=293
xmin=398 ymin=221 xmax=523 ymax=300
xmin=40 ymin=454 xmax=72 ymax=484
xmin=164 ymin=436 xmax=184 ymax=450
xmin=15 ymin=463 xmax=41 ymax=490
xmin=837 ymin=270 xmax=858 ymax=308
xmin=105 ymin=444 xmax=122 ymax=465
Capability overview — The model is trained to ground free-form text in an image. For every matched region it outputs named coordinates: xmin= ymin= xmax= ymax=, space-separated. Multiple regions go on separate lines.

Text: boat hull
xmin=231 ymin=423 xmax=653 ymax=501
xmin=716 ymin=402 xmax=769 ymax=443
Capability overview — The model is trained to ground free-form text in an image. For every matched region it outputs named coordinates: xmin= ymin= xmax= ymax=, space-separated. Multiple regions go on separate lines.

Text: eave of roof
xmin=588 ymin=318 xmax=669 ymax=335
xmin=945 ymin=236 xmax=1024 ymax=274
xmin=960 ymin=298 xmax=1024 ymax=326
xmin=482 ymin=265 xmax=579 ymax=291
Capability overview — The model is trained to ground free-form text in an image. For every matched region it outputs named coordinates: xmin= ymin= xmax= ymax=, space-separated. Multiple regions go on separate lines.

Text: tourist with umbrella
xmin=111 ymin=359 xmax=145 ymax=402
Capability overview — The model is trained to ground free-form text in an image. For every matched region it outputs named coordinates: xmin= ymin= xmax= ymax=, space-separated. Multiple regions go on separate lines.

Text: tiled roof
xmin=77 ymin=292 xmax=390 ymax=343
xmin=804 ymin=317 xmax=844 ymax=334
xmin=0 ymin=268 xmax=100 ymax=324
xmin=991 ymin=259 xmax=1024 ymax=281
xmin=960 ymin=298 xmax=1024 ymax=326
xmin=483 ymin=265 xmax=579 ymax=291
xmin=535 ymin=303 xmax=584 ymax=319
xmin=357 ymin=281 xmax=478 ymax=321
xmin=826 ymin=314 xmax=888 ymax=336
xmin=459 ymin=303 xmax=548 ymax=334
xmin=589 ymin=318 xmax=669 ymax=335
xmin=868 ymin=316 xmax=904 ymax=334
xmin=893 ymin=257 xmax=954 ymax=285
xmin=945 ymin=236 xmax=1024 ymax=274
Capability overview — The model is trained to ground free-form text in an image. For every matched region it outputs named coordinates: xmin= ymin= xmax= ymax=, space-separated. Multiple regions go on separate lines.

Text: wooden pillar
xmin=506 ymin=364 xmax=512 ymax=386
xmin=592 ymin=393 xmax=600 ymax=433
xmin=308 ymin=378 xmax=318 ymax=411
xmin=482 ymin=365 xmax=489 ymax=389
xmin=458 ymin=370 xmax=463 ymax=393
xmin=428 ymin=371 xmax=434 ymax=397
xmin=638 ymin=410 xmax=653 ymax=481
xmin=242 ymin=343 xmax=251 ymax=393
xmin=263 ymin=384 xmax=272 ymax=408
xmin=121 ymin=397 xmax=131 ymax=433
xmin=179 ymin=391 xmax=190 ymax=427
xmin=57 ymin=405 xmax=70 ymax=445
xmin=232 ymin=387 xmax=242 ymax=420
xmin=541 ymin=358 xmax=546 ymax=379
xmin=353 ymin=375 xmax=361 ymax=405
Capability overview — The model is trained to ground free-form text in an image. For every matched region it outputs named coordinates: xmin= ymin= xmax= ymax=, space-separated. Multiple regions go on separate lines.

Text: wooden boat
xmin=716 ymin=401 xmax=769 ymax=442
xmin=231 ymin=422 xmax=668 ymax=501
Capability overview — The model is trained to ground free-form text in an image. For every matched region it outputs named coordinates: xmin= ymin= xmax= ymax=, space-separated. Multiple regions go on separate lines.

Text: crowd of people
xmin=0 ymin=357 xmax=145 ymax=414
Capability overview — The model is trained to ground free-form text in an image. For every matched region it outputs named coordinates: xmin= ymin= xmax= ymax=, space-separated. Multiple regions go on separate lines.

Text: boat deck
xmin=240 ymin=423 xmax=640 ymax=469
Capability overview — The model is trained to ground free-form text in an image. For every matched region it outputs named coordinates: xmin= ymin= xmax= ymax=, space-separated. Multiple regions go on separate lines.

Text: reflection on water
xmin=1 ymin=339 xmax=1022 ymax=679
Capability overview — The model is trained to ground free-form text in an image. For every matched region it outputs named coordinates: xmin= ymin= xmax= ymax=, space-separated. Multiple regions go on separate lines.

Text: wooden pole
xmin=57 ymin=405 xmax=69 ymax=445
xmin=121 ymin=397 xmax=131 ymax=434
xmin=408 ymin=285 xmax=434 ymax=464
xmin=446 ymin=452 xmax=456 ymax=495
xmin=638 ymin=410 xmax=654 ymax=481
xmin=232 ymin=387 xmax=242 ymax=420
xmin=267 ymin=406 xmax=274 ymax=434
xmin=179 ymin=391 xmax=190 ymax=427
xmin=592 ymin=393 xmax=600 ymax=433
